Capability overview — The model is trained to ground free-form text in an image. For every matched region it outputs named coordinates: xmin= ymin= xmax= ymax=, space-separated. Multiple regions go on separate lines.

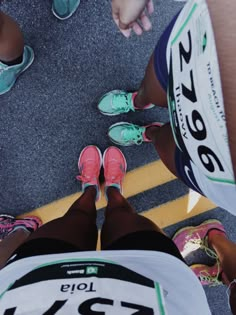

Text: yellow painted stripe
xmin=142 ymin=194 xmax=216 ymax=228
xmin=18 ymin=160 xmax=176 ymax=223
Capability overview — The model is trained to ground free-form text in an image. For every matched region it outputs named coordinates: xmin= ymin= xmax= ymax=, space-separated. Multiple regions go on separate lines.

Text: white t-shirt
xmin=0 ymin=250 xmax=211 ymax=314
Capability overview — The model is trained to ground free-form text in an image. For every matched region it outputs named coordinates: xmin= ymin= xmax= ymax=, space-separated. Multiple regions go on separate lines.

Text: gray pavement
xmin=0 ymin=0 xmax=180 ymax=214
xmin=1 ymin=0 xmax=236 ymax=314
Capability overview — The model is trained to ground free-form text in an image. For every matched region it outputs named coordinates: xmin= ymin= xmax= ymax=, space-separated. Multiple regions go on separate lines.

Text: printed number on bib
xmin=167 ymin=0 xmax=234 ymax=184
xmin=0 ymin=260 xmax=166 ymax=315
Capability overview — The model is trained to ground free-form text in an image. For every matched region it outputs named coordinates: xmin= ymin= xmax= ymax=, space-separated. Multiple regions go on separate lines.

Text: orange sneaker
xmin=77 ymin=145 xmax=102 ymax=201
xmin=103 ymin=146 xmax=127 ymax=198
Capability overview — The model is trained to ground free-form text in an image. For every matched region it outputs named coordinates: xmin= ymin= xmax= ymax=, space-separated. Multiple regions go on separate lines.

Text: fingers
xmin=132 ymin=22 xmax=143 ymax=36
xmin=120 ymin=28 xmax=132 ymax=38
xmin=118 ymin=20 xmax=130 ymax=30
xmin=111 ymin=0 xmax=154 ymax=38
xmin=147 ymin=0 xmax=154 ymax=15
xmin=140 ymin=12 xmax=152 ymax=31
xmin=112 ymin=9 xmax=132 ymax=38
xmin=130 ymin=11 xmax=152 ymax=37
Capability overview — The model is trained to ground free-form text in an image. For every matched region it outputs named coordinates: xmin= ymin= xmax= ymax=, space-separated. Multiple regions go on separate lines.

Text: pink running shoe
xmin=0 ymin=215 xmax=42 ymax=240
xmin=77 ymin=145 xmax=102 ymax=201
xmin=191 ymin=263 xmax=223 ymax=286
xmin=103 ymin=146 xmax=127 ymax=198
xmin=172 ymin=219 xmax=226 ymax=258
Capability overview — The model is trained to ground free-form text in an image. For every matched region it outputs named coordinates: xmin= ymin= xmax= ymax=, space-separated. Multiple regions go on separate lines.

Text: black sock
xmin=0 ymin=54 xmax=23 ymax=66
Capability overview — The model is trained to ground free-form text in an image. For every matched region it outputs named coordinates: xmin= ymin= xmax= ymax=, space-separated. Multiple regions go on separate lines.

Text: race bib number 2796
xmin=167 ymin=0 xmax=235 ymax=184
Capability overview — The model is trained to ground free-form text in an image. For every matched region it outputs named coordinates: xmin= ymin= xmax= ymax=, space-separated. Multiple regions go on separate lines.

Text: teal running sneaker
xmin=52 ymin=0 xmax=80 ymax=20
xmin=0 ymin=45 xmax=34 ymax=95
xmin=98 ymin=90 xmax=155 ymax=116
xmin=108 ymin=122 xmax=162 ymax=146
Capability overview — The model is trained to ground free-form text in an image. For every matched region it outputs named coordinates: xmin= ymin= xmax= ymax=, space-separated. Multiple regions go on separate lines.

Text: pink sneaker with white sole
xmin=172 ymin=219 xmax=226 ymax=258
xmin=0 ymin=215 xmax=42 ymax=240
xmin=76 ymin=145 xmax=102 ymax=201
xmin=103 ymin=146 xmax=127 ymax=199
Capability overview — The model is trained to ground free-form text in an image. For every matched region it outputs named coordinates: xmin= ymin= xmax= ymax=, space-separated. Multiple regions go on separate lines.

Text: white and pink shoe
xmin=0 ymin=215 xmax=42 ymax=240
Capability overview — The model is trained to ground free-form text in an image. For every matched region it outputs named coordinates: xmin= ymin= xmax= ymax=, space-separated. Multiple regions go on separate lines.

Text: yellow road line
xmin=142 ymin=194 xmax=216 ymax=228
xmin=18 ymin=160 xmax=215 ymax=230
xmin=18 ymin=160 xmax=176 ymax=223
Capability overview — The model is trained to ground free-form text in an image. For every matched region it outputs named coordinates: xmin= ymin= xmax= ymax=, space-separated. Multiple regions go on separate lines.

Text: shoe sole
xmin=102 ymin=146 xmax=127 ymax=195
xmin=0 ymin=214 xmax=15 ymax=220
xmin=0 ymin=46 xmax=35 ymax=96
xmin=98 ymin=104 xmax=155 ymax=117
xmin=172 ymin=219 xmax=224 ymax=240
xmin=52 ymin=0 xmax=80 ymax=20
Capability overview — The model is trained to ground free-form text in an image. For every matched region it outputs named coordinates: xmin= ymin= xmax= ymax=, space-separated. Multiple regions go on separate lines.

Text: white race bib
xmin=0 ymin=259 xmax=166 ymax=315
xmin=167 ymin=0 xmax=235 ymax=185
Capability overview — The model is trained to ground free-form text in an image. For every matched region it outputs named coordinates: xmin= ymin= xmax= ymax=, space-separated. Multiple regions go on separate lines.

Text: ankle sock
xmin=0 ymin=54 xmax=23 ymax=66
xmin=207 ymin=228 xmax=226 ymax=246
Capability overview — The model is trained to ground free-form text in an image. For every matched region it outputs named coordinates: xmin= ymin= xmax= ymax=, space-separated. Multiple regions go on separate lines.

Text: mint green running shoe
xmin=98 ymin=90 xmax=155 ymax=116
xmin=52 ymin=0 xmax=80 ymax=20
xmin=0 ymin=45 xmax=34 ymax=95
xmin=108 ymin=122 xmax=162 ymax=146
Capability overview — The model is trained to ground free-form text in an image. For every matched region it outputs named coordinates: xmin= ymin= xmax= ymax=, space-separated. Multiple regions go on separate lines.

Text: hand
xmin=112 ymin=0 xmax=154 ymax=37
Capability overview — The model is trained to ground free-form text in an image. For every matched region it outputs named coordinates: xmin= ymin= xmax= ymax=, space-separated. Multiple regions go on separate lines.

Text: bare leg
xmin=101 ymin=187 xmax=163 ymax=248
xmin=0 ymin=229 xmax=30 ymax=269
xmin=25 ymin=186 xmax=98 ymax=250
xmin=146 ymin=123 xmax=178 ymax=177
xmin=127 ymin=51 xmax=178 ymax=177
xmin=0 ymin=11 xmax=24 ymax=62
xmin=208 ymin=231 xmax=236 ymax=314
xmin=134 ymin=54 xmax=167 ymax=109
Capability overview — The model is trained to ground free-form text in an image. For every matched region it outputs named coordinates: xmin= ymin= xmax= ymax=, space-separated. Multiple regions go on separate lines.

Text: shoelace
xmin=77 ymin=161 xmax=98 ymax=184
xmin=0 ymin=218 xmax=18 ymax=228
xmin=188 ymin=234 xmax=222 ymax=286
xmin=0 ymin=218 xmax=37 ymax=229
xmin=122 ymin=125 xmax=144 ymax=145
xmin=113 ymin=94 xmax=134 ymax=113
xmin=187 ymin=234 xmax=218 ymax=259
xmin=198 ymin=260 xmax=222 ymax=287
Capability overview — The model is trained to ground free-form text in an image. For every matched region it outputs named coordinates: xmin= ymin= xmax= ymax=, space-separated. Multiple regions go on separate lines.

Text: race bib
xmin=0 ymin=259 xmax=166 ymax=315
xmin=167 ymin=0 xmax=235 ymax=185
